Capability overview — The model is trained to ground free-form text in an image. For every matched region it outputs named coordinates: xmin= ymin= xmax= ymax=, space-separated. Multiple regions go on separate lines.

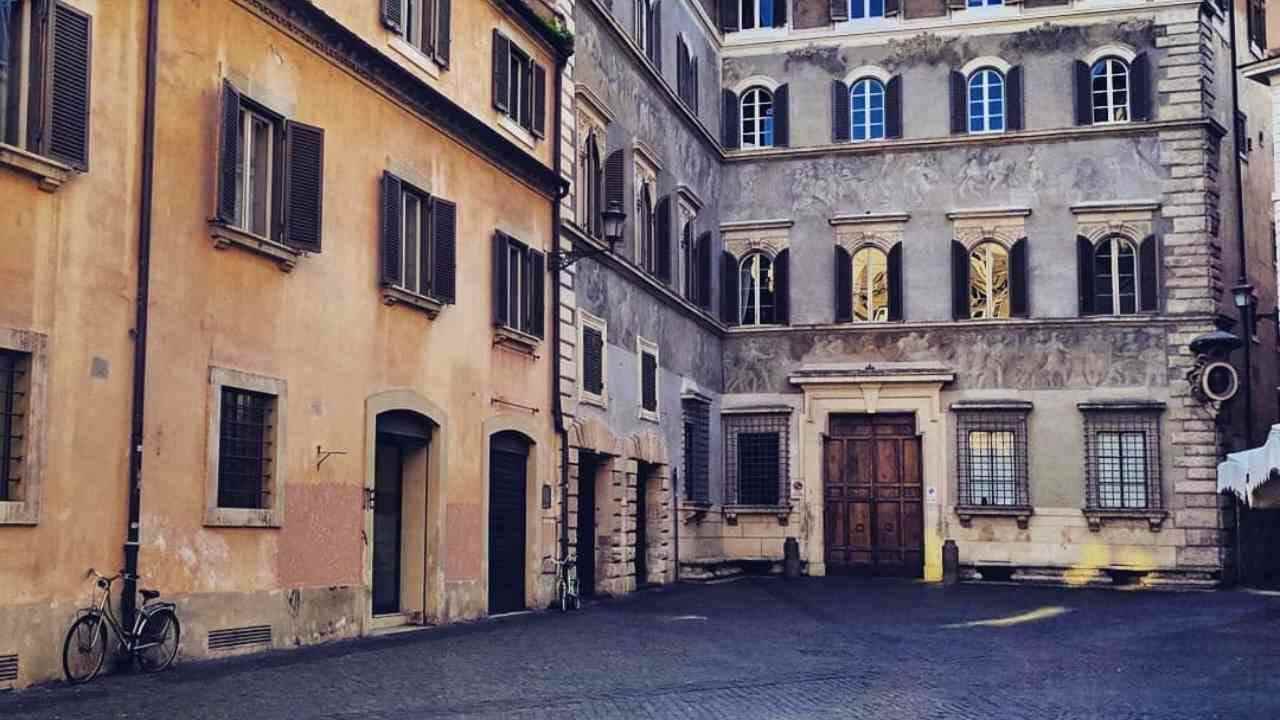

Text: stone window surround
xmin=1070 ymin=201 xmax=1160 ymax=246
xmin=633 ymin=142 xmax=660 ymax=263
xmin=947 ymin=207 xmax=1030 ymax=251
xmin=636 ymin=335 xmax=660 ymax=423
xmin=1079 ymin=400 xmax=1168 ymax=533
xmin=579 ymin=309 xmax=608 ymax=409
xmin=950 ymin=400 xmax=1034 ymax=529
xmin=574 ymin=87 xmax=613 ymax=233
xmin=0 ymin=328 xmax=47 ymax=526
xmin=720 ymin=218 xmax=792 ymax=260
xmin=721 ymin=406 xmax=793 ymax=522
xmin=675 ymin=185 xmax=703 ymax=294
xmin=205 ymin=366 xmax=288 ymax=528
xmin=830 ymin=212 xmax=909 ymax=254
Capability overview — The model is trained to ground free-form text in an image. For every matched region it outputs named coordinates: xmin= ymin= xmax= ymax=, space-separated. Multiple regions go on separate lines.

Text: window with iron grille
xmin=217 ymin=387 xmax=275 ymax=510
xmin=724 ymin=412 xmax=789 ymax=506
xmin=954 ymin=405 xmax=1031 ymax=508
xmin=682 ymin=397 xmax=710 ymax=503
xmin=1082 ymin=405 xmax=1163 ymax=511
xmin=0 ymin=349 xmax=29 ymax=503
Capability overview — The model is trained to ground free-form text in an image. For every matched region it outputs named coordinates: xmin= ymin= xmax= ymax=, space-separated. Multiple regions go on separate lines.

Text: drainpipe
xmin=122 ymin=0 xmax=160 ymax=630
xmin=549 ymin=53 xmax=571 ymax=572
xmin=1226 ymin=0 xmax=1254 ymax=446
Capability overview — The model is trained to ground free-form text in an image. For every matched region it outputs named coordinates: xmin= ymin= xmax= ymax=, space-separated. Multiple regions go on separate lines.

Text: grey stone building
xmin=556 ymin=0 xmax=1276 ymax=591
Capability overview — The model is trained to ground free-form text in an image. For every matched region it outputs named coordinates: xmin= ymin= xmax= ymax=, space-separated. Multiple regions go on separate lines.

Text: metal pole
xmin=1226 ymin=0 xmax=1255 ymax=446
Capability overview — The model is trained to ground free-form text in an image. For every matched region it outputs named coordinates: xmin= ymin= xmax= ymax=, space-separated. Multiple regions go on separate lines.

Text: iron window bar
xmin=218 ymin=387 xmax=275 ymax=510
xmin=724 ymin=412 xmax=790 ymax=508
xmin=952 ymin=402 xmax=1033 ymax=528
xmin=0 ymin=350 xmax=28 ymax=503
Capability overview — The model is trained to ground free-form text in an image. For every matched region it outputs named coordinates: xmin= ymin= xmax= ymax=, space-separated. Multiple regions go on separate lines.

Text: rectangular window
xmin=954 ymin=405 xmax=1031 ymax=508
xmin=1236 ymin=111 xmax=1250 ymax=159
xmin=379 ymin=171 xmax=457 ymax=307
xmin=493 ymin=232 xmax=545 ymax=338
xmin=1248 ymin=0 xmax=1267 ymax=52
xmin=637 ymin=336 xmax=659 ymax=419
xmin=580 ymin=317 xmax=606 ymax=401
xmin=491 ymin=30 xmax=545 ymax=138
xmin=238 ymin=107 xmax=278 ymax=238
xmin=1083 ymin=406 xmax=1163 ymax=511
xmin=217 ymin=387 xmax=276 ymax=510
xmin=682 ymin=397 xmax=710 ymax=503
xmin=0 ymin=350 xmax=30 ymax=504
xmin=724 ymin=412 xmax=790 ymax=507
xmin=400 ymin=186 xmax=432 ymax=296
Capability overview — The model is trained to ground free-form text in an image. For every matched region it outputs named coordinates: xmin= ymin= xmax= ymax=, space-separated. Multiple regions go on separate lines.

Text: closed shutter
xmin=948 ymin=0 xmax=967 ymax=8
xmin=1130 ymin=53 xmax=1152 ymax=121
xmin=887 ymin=243 xmax=903 ymax=321
xmin=655 ymin=196 xmax=673 ymax=283
xmin=1010 ymin=238 xmax=1028 ymax=318
xmin=652 ymin=2 xmax=662 ymax=71
xmin=1077 ymin=236 xmax=1095 ymax=316
xmin=434 ymin=0 xmax=452 ymax=67
xmin=774 ymin=248 xmax=790 ymax=324
xmin=380 ymin=0 xmax=402 ymax=31
xmin=1006 ymin=66 xmax=1024 ymax=131
xmin=719 ymin=0 xmax=739 ymax=32
xmin=532 ymin=64 xmax=547 ymax=138
xmin=722 ymin=89 xmax=740 ymax=149
xmin=773 ymin=84 xmax=790 ymax=147
xmin=46 ymin=2 xmax=91 ymax=170
xmin=721 ymin=250 xmax=739 ymax=325
xmin=885 ymin=0 xmax=901 ymax=16
xmin=529 ymin=250 xmax=546 ymax=338
xmin=493 ymin=233 xmax=509 ymax=327
xmin=420 ymin=0 xmax=436 ymax=56
xmin=1074 ymin=60 xmax=1092 ymax=126
xmin=834 ymin=245 xmax=852 ymax=323
xmin=697 ymin=231 xmax=713 ymax=309
xmin=830 ymin=0 xmax=849 ymax=22
xmin=217 ymin=81 xmax=242 ymax=225
xmin=282 ymin=121 xmax=325 ymax=253
xmin=492 ymin=30 xmax=510 ymax=112
xmin=641 ymin=352 xmax=657 ymax=412
xmin=951 ymin=241 xmax=970 ymax=320
xmin=949 ymin=71 xmax=967 ymax=134
xmin=381 ymin=172 xmax=403 ymax=286
xmin=605 ymin=149 xmax=626 ymax=215
xmin=886 ymin=75 xmax=903 ymax=139
xmin=583 ymin=327 xmax=604 ymax=395
xmin=774 ymin=0 xmax=787 ymax=26
xmin=691 ymin=57 xmax=700 ymax=115
xmin=676 ymin=37 xmax=687 ymax=101
xmin=832 ymin=80 xmax=850 ymax=142
xmin=1139 ymin=235 xmax=1158 ymax=312
xmin=431 ymin=197 xmax=457 ymax=303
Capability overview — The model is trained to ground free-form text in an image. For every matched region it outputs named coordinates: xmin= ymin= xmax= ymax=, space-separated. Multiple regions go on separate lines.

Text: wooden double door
xmin=823 ymin=414 xmax=924 ymax=577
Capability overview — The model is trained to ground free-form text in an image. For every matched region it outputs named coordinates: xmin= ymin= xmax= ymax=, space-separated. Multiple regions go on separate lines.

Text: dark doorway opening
xmin=372 ymin=410 xmax=432 ymax=617
xmin=635 ymin=462 xmax=657 ymax=587
xmin=576 ymin=453 xmax=599 ymax=598
xmin=489 ymin=432 xmax=530 ymax=614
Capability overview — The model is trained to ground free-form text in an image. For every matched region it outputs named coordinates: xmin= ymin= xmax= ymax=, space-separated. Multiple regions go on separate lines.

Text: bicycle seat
xmin=140 ymin=589 xmax=160 ymax=601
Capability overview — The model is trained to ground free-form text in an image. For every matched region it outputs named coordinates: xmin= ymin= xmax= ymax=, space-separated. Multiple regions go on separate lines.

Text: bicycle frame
xmin=80 ymin=574 xmax=164 ymax=653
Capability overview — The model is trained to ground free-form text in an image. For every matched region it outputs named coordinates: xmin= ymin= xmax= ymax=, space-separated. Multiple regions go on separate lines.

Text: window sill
xmin=679 ymin=500 xmax=713 ymax=523
xmin=956 ymin=505 xmax=1034 ymax=529
xmin=724 ymin=504 xmax=792 ymax=525
xmin=210 ymin=222 xmax=301 ymax=272
xmin=0 ymin=501 xmax=39 ymax=526
xmin=0 ymin=143 xmax=72 ymax=192
xmin=205 ymin=507 xmax=282 ymax=528
xmin=638 ymin=407 xmax=660 ymax=424
xmin=387 ymin=35 xmax=442 ymax=80
xmin=382 ymin=285 xmax=443 ymax=319
xmin=1083 ymin=508 xmax=1167 ymax=533
xmin=493 ymin=325 xmax=542 ymax=356
xmin=497 ymin=114 xmax=537 ymax=151
xmin=580 ymin=391 xmax=608 ymax=409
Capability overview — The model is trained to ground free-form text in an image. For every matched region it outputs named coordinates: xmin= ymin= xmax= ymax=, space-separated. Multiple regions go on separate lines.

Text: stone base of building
xmin=961 ymin=564 xmax=1221 ymax=590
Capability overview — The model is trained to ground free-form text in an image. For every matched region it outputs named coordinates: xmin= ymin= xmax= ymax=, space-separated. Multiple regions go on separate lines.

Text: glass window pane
xmin=403 ymin=193 xmax=419 ymax=294
xmin=249 ymin=115 xmax=272 ymax=237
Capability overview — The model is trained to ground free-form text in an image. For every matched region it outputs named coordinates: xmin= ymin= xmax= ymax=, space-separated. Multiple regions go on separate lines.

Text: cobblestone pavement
xmin=4 ymin=577 xmax=1280 ymax=719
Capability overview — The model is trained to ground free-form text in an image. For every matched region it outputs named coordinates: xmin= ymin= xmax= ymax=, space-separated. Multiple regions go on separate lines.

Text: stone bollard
xmin=942 ymin=539 xmax=959 ymax=586
xmin=783 ymin=537 xmax=801 ymax=579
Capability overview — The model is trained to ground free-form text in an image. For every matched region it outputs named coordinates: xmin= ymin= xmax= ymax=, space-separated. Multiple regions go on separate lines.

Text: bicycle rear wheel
xmin=136 ymin=608 xmax=181 ymax=673
xmin=62 ymin=614 xmax=108 ymax=684
xmin=557 ymin=578 xmax=569 ymax=613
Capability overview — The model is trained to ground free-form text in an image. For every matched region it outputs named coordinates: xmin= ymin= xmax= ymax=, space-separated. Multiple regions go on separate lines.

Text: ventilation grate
xmin=207 ymin=625 xmax=272 ymax=651
xmin=0 ymin=654 xmax=17 ymax=683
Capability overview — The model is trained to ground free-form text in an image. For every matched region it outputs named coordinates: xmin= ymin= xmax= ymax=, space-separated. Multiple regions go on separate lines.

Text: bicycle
xmin=544 ymin=555 xmax=580 ymax=612
xmin=62 ymin=568 xmax=181 ymax=684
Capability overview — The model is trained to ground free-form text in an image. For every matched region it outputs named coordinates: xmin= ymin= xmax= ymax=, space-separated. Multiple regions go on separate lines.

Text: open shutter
xmin=380 ymin=172 xmax=403 ymax=286
xmin=1130 ymin=53 xmax=1152 ymax=122
xmin=951 ymin=241 xmax=970 ymax=320
xmin=1074 ymin=60 xmax=1093 ymax=126
xmin=1010 ymin=238 xmax=1029 ymax=318
xmin=492 ymin=30 xmax=510 ymax=112
xmin=653 ymin=2 xmax=663 ymax=72
xmin=434 ymin=0 xmax=452 ymax=67
xmin=420 ymin=0 xmax=436 ymax=57
xmin=774 ymin=248 xmax=790 ymax=324
xmin=832 ymin=80 xmax=850 ymax=142
xmin=45 ymin=2 xmax=91 ymax=170
xmin=1139 ymin=235 xmax=1159 ymax=312
xmin=216 ymin=80 xmax=242 ymax=225
xmin=719 ymin=0 xmax=739 ymax=32
xmin=774 ymin=0 xmax=787 ymax=26
xmin=380 ymin=0 xmax=403 ymax=31
xmin=949 ymin=71 xmax=967 ymax=134
xmin=834 ymin=245 xmax=853 ymax=323
xmin=676 ymin=37 xmax=687 ymax=100
xmin=885 ymin=0 xmax=901 ymax=16
xmin=886 ymin=75 xmax=903 ymax=139
xmin=492 ymin=233 xmax=509 ymax=327
xmin=583 ymin=327 xmax=604 ymax=395
xmin=605 ymin=149 xmax=626 ymax=216
xmin=722 ymin=89 xmax=740 ymax=149
xmin=830 ymin=0 xmax=849 ymax=22
xmin=887 ymin=243 xmax=903 ymax=321
xmin=282 ymin=121 xmax=325 ymax=253
xmin=532 ymin=64 xmax=547 ymax=139
xmin=773 ymin=84 xmax=790 ymax=147
xmin=691 ymin=56 xmax=700 ymax=115
xmin=1006 ymin=66 xmax=1024 ymax=131
xmin=431 ymin=197 xmax=457 ymax=303
xmin=697 ymin=231 xmax=712 ymax=309
xmin=530 ymin=250 xmax=546 ymax=338
xmin=721 ymin=251 xmax=739 ymax=325
xmin=641 ymin=352 xmax=657 ymax=411
xmin=1077 ymin=236 xmax=1095 ymax=316
xmin=655 ymin=196 xmax=673 ymax=283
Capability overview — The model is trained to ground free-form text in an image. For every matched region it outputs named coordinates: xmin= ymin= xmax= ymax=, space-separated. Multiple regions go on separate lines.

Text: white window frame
xmin=740 ymin=86 xmax=774 ymax=149
xmin=579 ymin=310 xmax=608 ymax=408
xmin=636 ymin=182 xmax=656 ymax=272
xmin=1091 ymin=57 xmax=1131 ymax=126
xmin=739 ymin=0 xmax=779 ymax=31
xmin=739 ymin=251 xmax=776 ymax=326
xmin=205 ymin=366 xmax=288 ymax=528
xmin=967 ymin=69 xmax=1005 ymax=135
xmin=637 ymin=335 xmax=660 ymax=423
xmin=967 ymin=0 xmax=1003 ymax=6
xmin=1094 ymin=235 xmax=1140 ymax=316
xmin=236 ymin=107 xmax=277 ymax=239
xmin=850 ymin=78 xmax=886 ymax=142
xmin=849 ymin=0 xmax=885 ymax=20
xmin=635 ymin=0 xmax=652 ymax=51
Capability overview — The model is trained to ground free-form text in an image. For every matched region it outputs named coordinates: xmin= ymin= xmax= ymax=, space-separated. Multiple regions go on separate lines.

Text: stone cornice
xmin=725 ymin=313 xmax=1218 ymax=337
xmin=946 ymin=208 xmax=1032 ymax=221
xmin=1071 ymin=200 xmax=1162 ymax=215
xmin=720 ymin=218 xmax=794 ymax=233
xmin=491 ymin=0 xmax=575 ymax=59
xmin=829 ymin=212 xmax=911 ymax=226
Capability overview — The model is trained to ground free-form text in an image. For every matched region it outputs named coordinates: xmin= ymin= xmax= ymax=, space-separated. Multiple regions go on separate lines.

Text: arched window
xmin=852 ymin=247 xmax=890 ymax=321
xmin=1094 ymin=235 xmax=1139 ymax=315
xmin=851 ymin=79 xmax=886 ymax=142
xmin=740 ymin=0 xmax=776 ymax=30
xmin=581 ymin=134 xmax=603 ymax=238
xmin=738 ymin=251 xmax=776 ymax=325
xmin=1091 ymin=57 xmax=1130 ymax=124
xmin=638 ymin=184 xmax=655 ymax=273
xmin=740 ymin=86 xmax=774 ymax=148
xmin=682 ymin=221 xmax=696 ymax=300
xmin=967 ymin=69 xmax=1005 ymax=134
xmin=969 ymin=242 xmax=1010 ymax=319
xmin=850 ymin=0 xmax=885 ymax=18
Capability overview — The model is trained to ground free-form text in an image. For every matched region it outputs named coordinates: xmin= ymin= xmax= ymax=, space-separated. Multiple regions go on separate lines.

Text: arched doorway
xmin=489 ymin=431 xmax=531 ymax=614
xmin=372 ymin=409 xmax=434 ymax=618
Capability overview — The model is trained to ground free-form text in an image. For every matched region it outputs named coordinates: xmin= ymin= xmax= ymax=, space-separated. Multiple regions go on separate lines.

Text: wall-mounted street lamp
xmin=551 ymin=200 xmax=626 ymax=270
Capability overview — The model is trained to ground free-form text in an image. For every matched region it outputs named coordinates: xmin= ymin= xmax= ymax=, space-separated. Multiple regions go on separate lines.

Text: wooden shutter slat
xmin=886 ymin=75 xmax=903 ymax=139
xmin=1139 ymin=235 xmax=1158 ymax=312
xmin=721 ymin=250 xmax=738 ymax=325
xmin=380 ymin=0 xmax=403 ymax=31
xmin=46 ymin=2 xmax=91 ymax=170
xmin=774 ymin=248 xmax=790 ymax=324
xmin=282 ymin=120 xmax=325 ymax=253
xmin=431 ymin=197 xmax=457 ymax=304
xmin=492 ymin=233 xmax=509 ymax=327
xmin=583 ymin=327 xmax=604 ymax=394
xmin=1006 ymin=66 xmax=1024 ymax=132
xmin=532 ymin=64 xmax=547 ymax=138
xmin=834 ymin=245 xmax=852 ymax=323
xmin=887 ymin=243 xmax=903 ymax=321
xmin=434 ymin=0 xmax=452 ymax=67
xmin=1010 ymin=238 xmax=1029 ymax=318
xmin=719 ymin=0 xmax=739 ymax=32
xmin=605 ymin=149 xmax=626 ymax=211
xmin=420 ymin=0 xmax=437 ymax=56
xmin=1074 ymin=60 xmax=1093 ymax=126
xmin=721 ymin=89 xmax=739 ymax=149
xmin=1131 ymin=53 xmax=1152 ymax=121
xmin=951 ymin=241 xmax=970 ymax=320
xmin=492 ymin=30 xmax=510 ymax=112
xmin=773 ymin=84 xmax=789 ymax=148
xmin=697 ymin=231 xmax=712 ymax=309
xmin=832 ymin=80 xmax=850 ymax=142
xmin=530 ymin=249 xmax=546 ymax=338
xmin=641 ymin=352 xmax=657 ymax=411
xmin=655 ymin=195 xmax=673 ymax=283
xmin=885 ymin=0 xmax=901 ymax=16
xmin=830 ymin=0 xmax=849 ymax=22
xmin=1077 ymin=236 xmax=1095 ymax=316
xmin=949 ymin=71 xmax=967 ymax=135
xmin=217 ymin=80 xmax=242 ymax=225
xmin=380 ymin=172 xmax=404 ymax=286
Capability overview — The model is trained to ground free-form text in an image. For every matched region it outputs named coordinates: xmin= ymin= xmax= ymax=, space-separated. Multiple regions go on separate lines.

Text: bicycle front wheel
xmin=62 ymin=614 xmax=108 ymax=684
xmin=557 ymin=578 xmax=569 ymax=613
xmin=136 ymin=608 xmax=181 ymax=673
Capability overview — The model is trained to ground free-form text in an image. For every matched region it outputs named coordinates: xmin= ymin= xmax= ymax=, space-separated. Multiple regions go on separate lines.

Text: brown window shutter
xmin=721 ymin=89 xmax=739 ymax=149
xmin=604 ymin=148 xmax=626 ymax=211
xmin=1077 ymin=236 xmax=1095 ymax=316
xmin=45 ymin=2 xmax=91 ymax=170
xmin=832 ymin=80 xmax=850 ymax=142
xmin=655 ymin=195 xmax=673 ymax=283
xmin=949 ymin=71 xmax=967 ymax=135
xmin=951 ymin=241 xmax=970 ymax=320
xmin=676 ymin=36 xmax=687 ymax=101
xmin=773 ymin=84 xmax=789 ymax=147
xmin=380 ymin=0 xmax=403 ymax=32
xmin=529 ymin=249 xmax=546 ymax=338
xmin=885 ymin=0 xmax=901 ymax=16
xmin=531 ymin=63 xmax=547 ymax=139
xmin=773 ymin=0 xmax=787 ymax=26
xmin=697 ymin=230 xmax=712 ymax=309
xmin=492 ymin=232 xmax=509 ymax=327
xmin=1139 ymin=235 xmax=1159 ymax=312
xmin=774 ymin=248 xmax=790 ymax=324
xmin=834 ymin=244 xmax=852 ymax=323
xmin=430 ymin=197 xmax=457 ymax=303
xmin=1010 ymin=238 xmax=1028 ymax=318
xmin=887 ymin=243 xmax=903 ymax=321
xmin=492 ymin=30 xmax=510 ymax=112
xmin=1006 ymin=66 xmax=1024 ymax=131
xmin=719 ymin=0 xmax=739 ymax=32
xmin=434 ymin=0 xmax=452 ymax=67
xmin=1074 ymin=60 xmax=1093 ymax=126
xmin=651 ymin=2 xmax=662 ymax=71
xmin=282 ymin=121 xmax=325 ymax=253
xmin=380 ymin=172 xmax=404 ymax=286
xmin=583 ymin=327 xmax=604 ymax=395
xmin=217 ymin=80 xmax=242 ymax=225
xmin=830 ymin=0 xmax=849 ymax=22
xmin=721 ymin=250 xmax=738 ymax=325
xmin=421 ymin=0 xmax=436 ymax=55
xmin=641 ymin=352 xmax=657 ymax=411
xmin=1130 ymin=53 xmax=1152 ymax=121
xmin=691 ymin=56 xmax=700 ymax=115
xmin=885 ymin=75 xmax=903 ymax=139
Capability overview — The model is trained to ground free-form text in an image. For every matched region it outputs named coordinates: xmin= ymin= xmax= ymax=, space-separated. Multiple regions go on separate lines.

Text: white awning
xmin=1218 ymin=425 xmax=1280 ymax=509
